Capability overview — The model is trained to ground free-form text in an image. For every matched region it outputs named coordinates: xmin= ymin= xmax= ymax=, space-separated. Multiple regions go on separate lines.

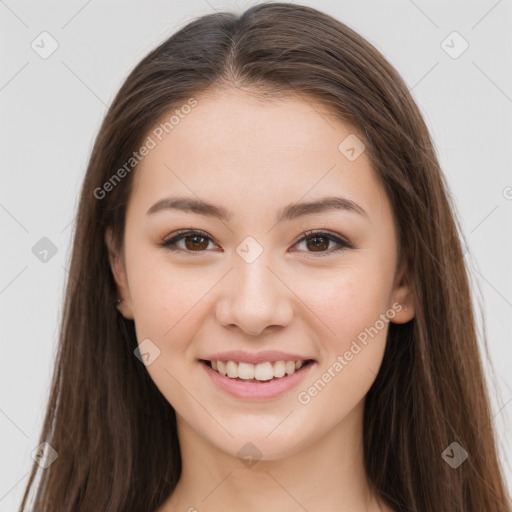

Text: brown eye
xmin=293 ymin=230 xmax=353 ymax=256
xmin=304 ymin=234 xmax=330 ymax=252
xmin=161 ymin=230 xmax=217 ymax=253
xmin=183 ymin=234 xmax=209 ymax=251
xmin=161 ymin=229 xmax=353 ymax=256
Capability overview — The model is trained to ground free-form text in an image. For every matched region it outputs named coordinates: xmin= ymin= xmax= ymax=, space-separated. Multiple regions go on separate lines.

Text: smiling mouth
xmin=199 ymin=359 xmax=315 ymax=382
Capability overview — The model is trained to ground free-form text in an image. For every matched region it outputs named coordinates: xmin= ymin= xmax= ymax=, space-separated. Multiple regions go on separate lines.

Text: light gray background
xmin=1 ymin=0 xmax=511 ymax=509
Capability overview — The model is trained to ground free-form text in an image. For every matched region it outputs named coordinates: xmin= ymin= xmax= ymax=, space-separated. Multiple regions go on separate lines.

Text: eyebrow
xmin=146 ymin=195 xmax=368 ymax=222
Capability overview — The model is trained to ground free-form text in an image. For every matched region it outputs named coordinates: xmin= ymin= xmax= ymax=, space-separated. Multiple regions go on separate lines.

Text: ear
xmin=105 ymin=228 xmax=134 ymax=320
xmin=389 ymin=258 xmax=415 ymax=324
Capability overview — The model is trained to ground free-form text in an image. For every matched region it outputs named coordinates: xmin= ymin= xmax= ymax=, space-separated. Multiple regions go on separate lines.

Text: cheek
xmin=294 ymin=262 xmax=392 ymax=347
xmin=292 ymin=264 xmax=392 ymax=398
xmin=125 ymin=248 xmax=204 ymax=346
xmin=126 ymin=256 xmax=209 ymax=407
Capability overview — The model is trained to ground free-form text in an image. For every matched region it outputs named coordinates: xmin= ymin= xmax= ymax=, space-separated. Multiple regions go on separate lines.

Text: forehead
xmin=129 ymin=88 xmax=389 ymax=225
xmin=165 ymin=89 xmax=353 ymax=155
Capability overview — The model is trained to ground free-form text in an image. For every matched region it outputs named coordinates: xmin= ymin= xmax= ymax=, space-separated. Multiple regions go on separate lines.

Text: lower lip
xmin=200 ymin=360 xmax=316 ymax=400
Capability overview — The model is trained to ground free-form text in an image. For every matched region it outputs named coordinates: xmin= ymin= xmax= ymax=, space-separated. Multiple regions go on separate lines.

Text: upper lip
xmin=200 ymin=350 xmax=314 ymax=365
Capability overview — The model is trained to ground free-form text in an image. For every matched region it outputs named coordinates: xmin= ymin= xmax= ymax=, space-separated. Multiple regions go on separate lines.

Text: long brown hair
xmin=19 ymin=3 xmax=511 ymax=511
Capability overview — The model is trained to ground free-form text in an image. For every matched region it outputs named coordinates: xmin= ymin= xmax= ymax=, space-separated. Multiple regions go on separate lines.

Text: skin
xmin=106 ymin=87 xmax=415 ymax=512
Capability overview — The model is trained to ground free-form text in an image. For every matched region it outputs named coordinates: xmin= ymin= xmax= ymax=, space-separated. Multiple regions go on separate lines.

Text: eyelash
xmin=160 ymin=229 xmax=354 ymax=256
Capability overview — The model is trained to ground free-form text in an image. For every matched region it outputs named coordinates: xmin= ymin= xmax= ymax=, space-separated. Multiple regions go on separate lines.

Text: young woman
xmin=19 ymin=3 xmax=511 ymax=511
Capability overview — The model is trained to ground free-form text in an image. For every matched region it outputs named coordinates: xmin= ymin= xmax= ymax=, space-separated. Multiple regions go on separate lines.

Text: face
xmin=106 ymin=88 xmax=415 ymax=460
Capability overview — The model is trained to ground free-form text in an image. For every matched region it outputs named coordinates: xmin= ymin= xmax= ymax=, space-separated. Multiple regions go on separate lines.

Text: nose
xmin=215 ymin=253 xmax=294 ymax=337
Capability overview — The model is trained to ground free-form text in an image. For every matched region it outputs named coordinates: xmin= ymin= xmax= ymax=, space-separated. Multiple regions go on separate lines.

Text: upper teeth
xmin=211 ymin=360 xmax=306 ymax=380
